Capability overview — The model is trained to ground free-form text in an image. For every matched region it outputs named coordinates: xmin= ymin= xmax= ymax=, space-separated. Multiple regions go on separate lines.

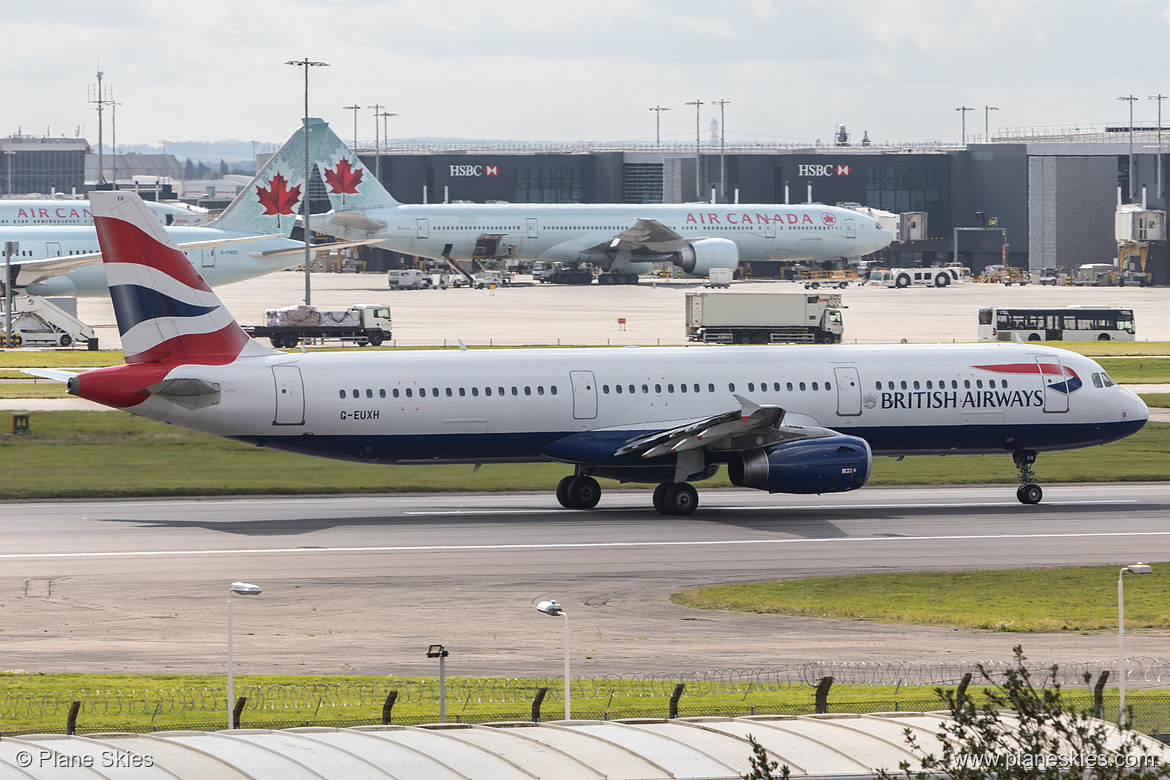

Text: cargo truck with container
xmin=685 ymin=291 xmax=844 ymax=344
xmin=243 ymin=304 xmax=392 ymax=348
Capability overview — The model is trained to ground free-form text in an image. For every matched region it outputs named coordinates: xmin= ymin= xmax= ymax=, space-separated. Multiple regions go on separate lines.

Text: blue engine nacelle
xmin=726 ymin=435 xmax=872 ymax=494
xmin=674 ymin=237 xmax=739 ymax=276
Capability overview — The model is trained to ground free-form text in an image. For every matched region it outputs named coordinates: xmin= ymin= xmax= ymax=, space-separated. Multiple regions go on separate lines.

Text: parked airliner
xmin=0 ymin=199 xmax=202 ymax=227
xmin=4 ymin=120 xmax=333 ymax=297
xmin=305 ymin=122 xmax=894 ymax=283
xmin=37 ymin=191 xmax=1147 ymax=514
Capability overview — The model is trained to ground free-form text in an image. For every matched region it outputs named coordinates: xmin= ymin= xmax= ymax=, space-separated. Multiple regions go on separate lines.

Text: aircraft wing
xmin=9 ymin=234 xmax=283 ymax=287
xmin=540 ymin=218 xmax=691 ymax=263
xmin=614 ymin=395 xmax=840 ymax=460
xmin=247 ymin=239 xmax=382 ymax=259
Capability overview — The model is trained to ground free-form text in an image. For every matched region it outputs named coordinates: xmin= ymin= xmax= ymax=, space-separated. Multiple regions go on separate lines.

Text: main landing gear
xmin=1013 ymin=450 xmax=1043 ymax=505
xmin=554 ymin=471 xmax=700 ymax=515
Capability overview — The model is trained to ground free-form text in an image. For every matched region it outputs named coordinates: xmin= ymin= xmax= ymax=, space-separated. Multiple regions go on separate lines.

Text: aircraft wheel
xmin=568 ymin=476 xmax=601 ymax=509
xmin=1017 ymin=483 xmax=1043 ymax=505
xmin=599 ymin=274 xmax=612 ymax=285
xmin=555 ymin=476 xmax=575 ymax=509
xmin=627 ymin=274 xmax=640 ymax=285
xmin=663 ymin=483 xmax=698 ymax=516
xmin=652 ymin=482 xmax=671 ymax=514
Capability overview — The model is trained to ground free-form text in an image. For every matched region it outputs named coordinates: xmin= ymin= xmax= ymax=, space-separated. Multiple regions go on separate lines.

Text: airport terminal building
xmin=354 ymin=126 xmax=1170 ymax=282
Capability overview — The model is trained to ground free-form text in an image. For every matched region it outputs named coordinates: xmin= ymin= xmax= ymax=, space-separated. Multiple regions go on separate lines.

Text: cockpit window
xmin=1102 ymin=372 xmax=1116 ymax=387
xmin=1091 ymin=373 xmax=1103 ymax=389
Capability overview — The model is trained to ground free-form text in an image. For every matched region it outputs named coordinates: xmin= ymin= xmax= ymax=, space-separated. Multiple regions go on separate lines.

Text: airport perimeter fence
xmin=5 ymin=659 xmax=1170 ymax=738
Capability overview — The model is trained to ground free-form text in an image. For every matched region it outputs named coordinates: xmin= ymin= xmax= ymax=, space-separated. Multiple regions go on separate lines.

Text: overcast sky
xmin=5 ymin=0 xmax=1170 ymax=150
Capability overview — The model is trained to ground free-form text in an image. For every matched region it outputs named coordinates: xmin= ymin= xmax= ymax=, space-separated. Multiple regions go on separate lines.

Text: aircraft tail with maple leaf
xmin=206 ymin=118 xmax=328 ymax=236
xmin=314 ymin=122 xmax=401 ymax=212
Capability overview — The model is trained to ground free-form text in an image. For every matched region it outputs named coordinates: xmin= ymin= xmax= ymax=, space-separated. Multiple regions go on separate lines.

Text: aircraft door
xmin=569 ymin=370 xmax=598 ymax=420
xmin=845 ymin=218 xmax=856 ymax=239
xmin=833 ymin=366 xmax=862 ymax=416
xmin=202 ymin=248 xmax=215 ymax=268
xmin=1036 ymin=356 xmax=1069 ymax=413
xmin=272 ymin=364 xmax=306 ymax=425
xmin=45 ymin=242 xmax=62 ymax=257
xmin=527 ymin=218 xmax=539 ymax=239
xmin=765 ymin=220 xmax=776 ymax=239
xmin=416 ymin=219 xmax=429 ymax=239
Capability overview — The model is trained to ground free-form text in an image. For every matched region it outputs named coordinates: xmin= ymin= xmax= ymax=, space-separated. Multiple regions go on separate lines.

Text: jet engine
xmin=673 ymin=238 xmax=739 ymax=276
xmin=726 ymin=435 xmax=872 ymax=494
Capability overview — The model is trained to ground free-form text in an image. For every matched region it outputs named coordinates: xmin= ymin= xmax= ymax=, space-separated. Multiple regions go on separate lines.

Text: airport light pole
xmin=685 ymin=100 xmax=703 ymax=200
xmin=342 ymin=104 xmax=362 ymax=149
xmin=1148 ymin=94 xmax=1166 ymax=198
xmin=426 ymin=645 xmax=449 ymax=722
xmin=649 ymin=105 xmax=670 ymax=148
xmin=536 ymin=600 xmax=570 ymax=720
xmin=984 ymin=105 xmax=998 ymax=140
xmin=1118 ymin=563 xmax=1151 ymax=726
xmin=712 ymin=99 xmax=730 ymax=202
xmin=369 ymin=103 xmax=384 ymax=182
xmin=285 ymin=58 xmax=329 ymax=306
xmin=4 ymin=241 xmax=16 ymax=349
xmin=226 ymin=582 xmax=262 ymax=730
xmin=379 ymin=111 xmax=398 ymax=155
xmin=955 ymin=106 xmax=974 ymax=144
xmin=1119 ymin=95 xmax=1139 ymax=200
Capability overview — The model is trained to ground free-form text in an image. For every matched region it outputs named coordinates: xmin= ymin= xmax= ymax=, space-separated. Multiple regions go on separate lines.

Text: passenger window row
xmin=875 ymin=378 xmax=1010 ymax=391
xmin=601 ymin=380 xmax=833 ymax=394
xmin=339 ymin=385 xmax=559 ymax=400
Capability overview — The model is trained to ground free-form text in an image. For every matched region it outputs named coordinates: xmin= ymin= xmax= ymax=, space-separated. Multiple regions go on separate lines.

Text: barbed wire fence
xmin=5 ymin=659 xmax=1170 ymax=736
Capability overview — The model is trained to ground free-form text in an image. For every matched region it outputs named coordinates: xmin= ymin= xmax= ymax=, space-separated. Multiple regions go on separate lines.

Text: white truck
xmin=387 ymin=269 xmax=434 ymax=289
xmin=871 ymin=266 xmax=972 ymax=288
xmin=244 ymin=304 xmax=392 ymax=348
xmin=685 ymin=291 xmax=844 ymax=344
xmin=0 ymin=295 xmax=97 ymax=349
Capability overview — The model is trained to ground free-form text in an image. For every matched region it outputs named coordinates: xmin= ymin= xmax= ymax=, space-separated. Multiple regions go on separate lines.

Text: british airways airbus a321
xmin=303 ymin=122 xmax=893 ymax=284
xmin=33 ymin=191 xmax=1147 ymax=514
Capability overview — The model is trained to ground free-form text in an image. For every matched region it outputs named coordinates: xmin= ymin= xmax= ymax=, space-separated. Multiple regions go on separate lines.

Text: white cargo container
xmin=685 ymin=291 xmax=844 ymax=344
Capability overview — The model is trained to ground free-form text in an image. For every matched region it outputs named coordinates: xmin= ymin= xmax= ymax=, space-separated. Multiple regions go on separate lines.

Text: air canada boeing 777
xmin=33 ymin=191 xmax=1148 ymax=514
xmin=305 ymin=122 xmax=894 ymax=283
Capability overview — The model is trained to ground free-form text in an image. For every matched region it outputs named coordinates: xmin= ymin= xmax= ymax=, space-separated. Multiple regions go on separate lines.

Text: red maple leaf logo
xmin=325 ymin=158 xmax=364 ymax=196
xmin=256 ymin=173 xmax=302 ymax=226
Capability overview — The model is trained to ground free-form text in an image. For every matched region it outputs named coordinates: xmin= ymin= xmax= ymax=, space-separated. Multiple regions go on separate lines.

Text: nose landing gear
xmin=1013 ymin=450 xmax=1043 ymax=505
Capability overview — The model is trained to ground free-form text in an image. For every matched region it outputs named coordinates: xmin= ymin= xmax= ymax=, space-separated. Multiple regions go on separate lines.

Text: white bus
xmin=871 ymin=266 xmax=972 ymax=288
xmin=977 ymin=305 xmax=1136 ymax=342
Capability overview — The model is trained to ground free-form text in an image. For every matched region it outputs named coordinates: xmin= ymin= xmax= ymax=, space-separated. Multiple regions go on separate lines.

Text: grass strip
xmin=0 ymin=413 xmax=1168 ymax=499
xmin=671 ymin=565 xmax=1170 ymax=632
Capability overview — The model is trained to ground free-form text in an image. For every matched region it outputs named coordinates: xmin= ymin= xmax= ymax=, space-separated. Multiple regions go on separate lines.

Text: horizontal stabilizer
xmin=20 ymin=368 xmax=78 ymax=382
xmin=147 ymin=377 xmax=222 ymax=410
xmin=327 ymin=211 xmax=389 ymax=232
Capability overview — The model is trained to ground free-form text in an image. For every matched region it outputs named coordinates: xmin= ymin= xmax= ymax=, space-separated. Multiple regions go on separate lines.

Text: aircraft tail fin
xmin=91 ymin=191 xmax=273 ymax=367
xmin=206 ymin=119 xmax=326 ymax=236
xmin=314 ymin=121 xmax=401 ymax=211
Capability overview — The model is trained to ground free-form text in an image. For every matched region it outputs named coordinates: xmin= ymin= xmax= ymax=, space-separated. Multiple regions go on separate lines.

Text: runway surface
xmin=3 ymin=484 xmax=1169 ymax=677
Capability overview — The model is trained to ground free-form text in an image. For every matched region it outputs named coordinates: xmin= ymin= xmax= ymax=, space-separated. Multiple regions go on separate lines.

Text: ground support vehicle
xmin=0 ymin=295 xmax=97 ymax=349
xmin=800 ymin=269 xmax=858 ymax=289
xmin=686 ymin=291 xmax=844 ymax=344
xmin=875 ymin=265 xmax=972 ymax=288
xmin=244 ymin=304 xmax=392 ymax=348
xmin=387 ymin=269 xmax=434 ymax=289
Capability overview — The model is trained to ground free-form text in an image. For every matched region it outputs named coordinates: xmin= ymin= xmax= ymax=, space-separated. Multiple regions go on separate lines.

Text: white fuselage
xmin=0 ymin=200 xmax=199 ymax=227
xmin=321 ymin=202 xmax=892 ymax=268
xmin=126 ymin=342 xmax=1146 ymax=467
xmin=5 ymin=225 xmax=305 ymax=296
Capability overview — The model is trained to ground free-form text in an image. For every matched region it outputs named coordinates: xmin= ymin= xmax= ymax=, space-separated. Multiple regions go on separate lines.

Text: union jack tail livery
xmin=93 ymin=191 xmax=274 ymax=367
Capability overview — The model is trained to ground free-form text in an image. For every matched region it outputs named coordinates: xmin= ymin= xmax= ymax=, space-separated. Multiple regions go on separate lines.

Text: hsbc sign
xmin=798 ymin=164 xmax=851 ymax=177
xmin=449 ymin=164 xmax=500 ymax=177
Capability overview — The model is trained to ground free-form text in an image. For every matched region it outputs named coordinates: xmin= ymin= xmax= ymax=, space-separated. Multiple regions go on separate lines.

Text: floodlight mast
xmin=226 ymin=582 xmax=262 ymax=730
xmin=1118 ymin=563 xmax=1152 ymax=726
xmin=537 ymin=600 xmax=570 ymax=720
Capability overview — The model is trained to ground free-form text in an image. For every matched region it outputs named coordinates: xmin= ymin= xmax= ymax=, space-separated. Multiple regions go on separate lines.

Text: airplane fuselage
xmin=5 ymin=225 xmax=306 ymax=296
xmin=117 ymin=343 xmax=1146 ymax=467
xmin=323 ymin=202 xmax=891 ymax=268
